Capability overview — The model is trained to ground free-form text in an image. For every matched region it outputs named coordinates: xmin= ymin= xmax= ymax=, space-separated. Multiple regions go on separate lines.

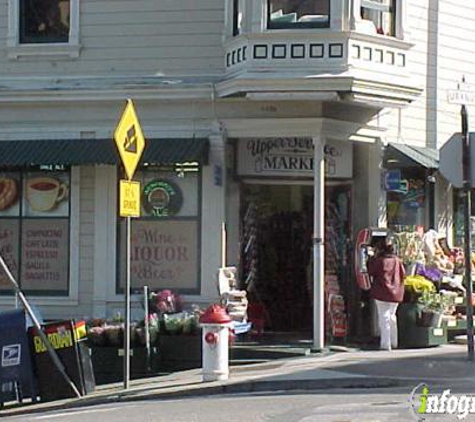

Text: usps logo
xmin=2 ymin=344 xmax=21 ymax=367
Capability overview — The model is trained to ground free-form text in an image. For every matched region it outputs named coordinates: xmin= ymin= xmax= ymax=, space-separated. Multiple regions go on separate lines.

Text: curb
xmin=0 ymin=376 xmax=409 ymax=418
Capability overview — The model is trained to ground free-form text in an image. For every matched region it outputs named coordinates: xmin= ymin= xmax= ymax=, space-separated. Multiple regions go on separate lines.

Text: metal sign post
xmin=124 ymin=215 xmax=132 ymax=387
xmin=448 ymin=78 xmax=475 ymax=361
xmin=114 ymin=99 xmax=146 ymax=388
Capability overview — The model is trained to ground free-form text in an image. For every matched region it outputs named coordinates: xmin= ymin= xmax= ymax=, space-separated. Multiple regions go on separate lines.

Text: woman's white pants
xmin=375 ymin=299 xmax=399 ymax=350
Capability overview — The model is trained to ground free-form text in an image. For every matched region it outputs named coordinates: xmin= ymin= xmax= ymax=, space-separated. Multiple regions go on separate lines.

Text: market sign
xmin=236 ymin=138 xmax=353 ymax=178
xmin=119 ymin=179 xmax=141 ymax=218
xmin=114 ymin=99 xmax=146 ymax=180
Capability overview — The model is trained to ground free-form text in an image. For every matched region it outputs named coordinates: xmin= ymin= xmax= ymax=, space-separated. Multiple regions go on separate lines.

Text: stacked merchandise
xmin=324 ymin=191 xmax=349 ymax=340
xmin=218 ymin=267 xmax=250 ymax=334
xmin=325 ymin=274 xmax=347 ymax=340
xmin=241 ymin=203 xmax=258 ymax=292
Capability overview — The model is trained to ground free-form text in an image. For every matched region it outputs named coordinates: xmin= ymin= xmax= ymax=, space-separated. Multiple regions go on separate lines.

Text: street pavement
xmin=1 ymin=343 xmax=474 ymax=418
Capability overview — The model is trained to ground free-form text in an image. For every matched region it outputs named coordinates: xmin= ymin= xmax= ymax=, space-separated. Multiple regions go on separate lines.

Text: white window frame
xmin=7 ymin=0 xmax=81 ymax=59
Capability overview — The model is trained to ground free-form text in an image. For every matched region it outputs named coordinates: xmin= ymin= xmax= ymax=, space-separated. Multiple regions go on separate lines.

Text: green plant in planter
xmin=416 ymin=291 xmax=454 ymax=327
xmin=417 ymin=291 xmax=445 ymax=314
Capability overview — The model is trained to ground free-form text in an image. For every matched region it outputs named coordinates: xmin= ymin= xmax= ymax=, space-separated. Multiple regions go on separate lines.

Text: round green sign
xmin=142 ymin=179 xmax=183 ymax=217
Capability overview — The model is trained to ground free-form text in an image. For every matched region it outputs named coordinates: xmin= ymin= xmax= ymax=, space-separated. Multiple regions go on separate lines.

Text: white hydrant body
xmin=199 ymin=305 xmax=232 ymax=382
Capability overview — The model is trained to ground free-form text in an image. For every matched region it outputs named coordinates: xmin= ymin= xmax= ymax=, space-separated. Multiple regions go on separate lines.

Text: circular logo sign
xmin=142 ymin=179 xmax=183 ymax=217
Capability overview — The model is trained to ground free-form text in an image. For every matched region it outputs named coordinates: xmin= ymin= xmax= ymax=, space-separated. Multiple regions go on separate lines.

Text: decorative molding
xmin=310 ymin=43 xmax=325 ymax=58
xmin=291 ymin=44 xmax=305 ymax=59
xmin=272 ymin=44 xmax=286 ymax=59
xmin=329 ymin=43 xmax=344 ymax=58
xmin=253 ymin=44 xmax=268 ymax=59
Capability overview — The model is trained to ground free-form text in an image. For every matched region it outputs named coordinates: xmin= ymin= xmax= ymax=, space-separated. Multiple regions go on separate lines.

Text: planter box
xmin=158 ymin=335 xmax=202 ymax=371
xmin=397 ymin=303 xmax=446 ymax=348
xmin=90 ymin=347 xmax=161 ymax=385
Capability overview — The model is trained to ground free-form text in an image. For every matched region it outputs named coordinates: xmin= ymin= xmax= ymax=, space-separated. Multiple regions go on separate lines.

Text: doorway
xmin=240 ymin=183 xmax=352 ymax=334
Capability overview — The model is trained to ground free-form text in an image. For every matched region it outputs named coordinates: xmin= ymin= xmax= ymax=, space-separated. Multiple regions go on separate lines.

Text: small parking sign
xmin=2 ymin=344 xmax=21 ymax=367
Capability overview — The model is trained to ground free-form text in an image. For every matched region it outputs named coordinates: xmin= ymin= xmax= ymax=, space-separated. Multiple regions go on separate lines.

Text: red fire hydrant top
xmin=199 ymin=304 xmax=232 ymax=324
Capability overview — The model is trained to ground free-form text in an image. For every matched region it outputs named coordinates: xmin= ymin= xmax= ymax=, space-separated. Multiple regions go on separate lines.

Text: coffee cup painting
xmin=26 ymin=177 xmax=68 ymax=212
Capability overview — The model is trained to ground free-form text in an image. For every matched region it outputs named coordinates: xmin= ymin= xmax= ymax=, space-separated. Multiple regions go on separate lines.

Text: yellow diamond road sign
xmin=114 ymin=99 xmax=146 ymax=180
xmin=120 ymin=180 xmax=141 ymax=217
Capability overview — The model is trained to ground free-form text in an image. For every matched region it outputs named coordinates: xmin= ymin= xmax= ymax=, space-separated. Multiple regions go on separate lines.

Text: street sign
xmin=439 ymin=133 xmax=475 ymax=188
xmin=114 ymin=100 xmax=146 ymax=180
xmin=119 ymin=180 xmax=141 ymax=217
xmin=447 ymin=90 xmax=475 ymax=106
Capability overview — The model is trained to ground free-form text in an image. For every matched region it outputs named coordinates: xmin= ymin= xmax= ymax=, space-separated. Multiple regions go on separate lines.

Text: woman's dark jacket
xmin=367 ymin=253 xmax=406 ymax=303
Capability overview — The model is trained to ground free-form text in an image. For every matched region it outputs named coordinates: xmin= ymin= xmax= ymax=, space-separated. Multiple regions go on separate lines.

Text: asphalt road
xmin=6 ymin=385 xmax=471 ymax=422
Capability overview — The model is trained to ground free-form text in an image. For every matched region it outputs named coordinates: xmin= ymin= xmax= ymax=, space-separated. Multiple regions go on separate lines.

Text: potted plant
xmin=416 ymin=291 xmax=447 ymax=327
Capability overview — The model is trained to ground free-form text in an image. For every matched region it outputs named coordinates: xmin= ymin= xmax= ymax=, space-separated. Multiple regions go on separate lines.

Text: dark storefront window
xmin=0 ymin=168 xmax=70 ymax=295
xmin=117 ymin=167 xmax=201 ymax=294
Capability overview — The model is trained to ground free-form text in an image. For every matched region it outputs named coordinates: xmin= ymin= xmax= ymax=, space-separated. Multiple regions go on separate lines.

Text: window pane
xmin=361 ymin=0 xmax=395 ymax=36
xmin=118 ymin=220 xmax=199 ymax=293
xmin=20 ymin=0 xmax=70 ymax=44
xmin=233 ymin=0 xmax=244 ymax=36
xmin=20 ymin=218 xmax=69 ymax=294
xmin=268 ymin=0 xmax=330 ymax=29
xmin=0 ymin=220 xmax=20 ymax=293
xmin=23 ymin=171 xmax=69 ymax=217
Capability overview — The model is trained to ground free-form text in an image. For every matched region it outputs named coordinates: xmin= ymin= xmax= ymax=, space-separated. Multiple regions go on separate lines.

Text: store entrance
xmin=240 ymin=183 xmax=352 ymax=334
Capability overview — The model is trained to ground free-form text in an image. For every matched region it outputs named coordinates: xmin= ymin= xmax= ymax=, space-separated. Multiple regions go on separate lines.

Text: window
xmin=268 ymin=0 xmax=330 ymax=29
xmin=20 ymin=0 xmax=70 ymax=44
xmin=361 ymin=0 xmax=396 ymax=36
xmin=233 ymin=0 xmax=243 ymax=36
xmin=7 ymin=0 xmax=80 ymax=58
xmin=117 ymin=167 xmax=201 ymax=295
xmin=0 ymin=168 xmax=71 ymax=296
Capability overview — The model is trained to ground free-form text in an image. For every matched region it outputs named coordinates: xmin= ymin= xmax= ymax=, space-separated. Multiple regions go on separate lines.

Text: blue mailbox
xmin=0 ymin=309 xmax=38 ymax=406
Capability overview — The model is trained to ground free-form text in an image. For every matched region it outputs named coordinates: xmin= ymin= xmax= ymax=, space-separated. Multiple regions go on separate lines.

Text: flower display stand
xmin=90 ymin=346 xmax=161 ymax=385
xmin=397 ymin=303 xmax=447 ymax=348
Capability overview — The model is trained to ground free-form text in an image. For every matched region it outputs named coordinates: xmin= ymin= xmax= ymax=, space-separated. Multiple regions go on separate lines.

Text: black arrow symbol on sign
xmin=124 ymin=125 xmax=137 ymax=153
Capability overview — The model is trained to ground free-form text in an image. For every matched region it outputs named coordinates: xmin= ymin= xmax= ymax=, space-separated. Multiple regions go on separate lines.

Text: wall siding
xmin=0 ymin=0 xmax=225 ymax=77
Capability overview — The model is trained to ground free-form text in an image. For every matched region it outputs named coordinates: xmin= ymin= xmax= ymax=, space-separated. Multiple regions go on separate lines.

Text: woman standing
xmin=367 ymin=237 xmax=406 ymax=351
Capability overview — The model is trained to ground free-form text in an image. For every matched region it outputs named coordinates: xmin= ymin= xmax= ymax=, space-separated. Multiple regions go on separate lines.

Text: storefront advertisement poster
xmin=0 ymin=174 xmax=21 ymax=217
xmin=20 ymin=219 xmax=69 ymax=292
xmin=22 ymin=172 xmax=69 ymax=217
xmin=119 ymin=220 xmax=199 ymax=292
xmin=0 ymin=220 xmax=20 ymax=290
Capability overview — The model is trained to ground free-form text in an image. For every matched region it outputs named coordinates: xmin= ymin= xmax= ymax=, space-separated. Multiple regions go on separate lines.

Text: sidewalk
xmin=1 ymin=344 xmax=473 ymax=418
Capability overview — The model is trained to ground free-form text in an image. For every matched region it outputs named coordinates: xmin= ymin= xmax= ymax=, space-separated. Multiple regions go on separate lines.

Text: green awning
xmin=0 ymin=138 xmax=209 ymax=167
xmin=385 ymin=143 xmax=439 ymax=169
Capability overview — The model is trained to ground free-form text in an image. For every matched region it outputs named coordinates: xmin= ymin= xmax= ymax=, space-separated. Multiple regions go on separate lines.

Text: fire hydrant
xmin=199 ymin=304 xmax=232 ymax=382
